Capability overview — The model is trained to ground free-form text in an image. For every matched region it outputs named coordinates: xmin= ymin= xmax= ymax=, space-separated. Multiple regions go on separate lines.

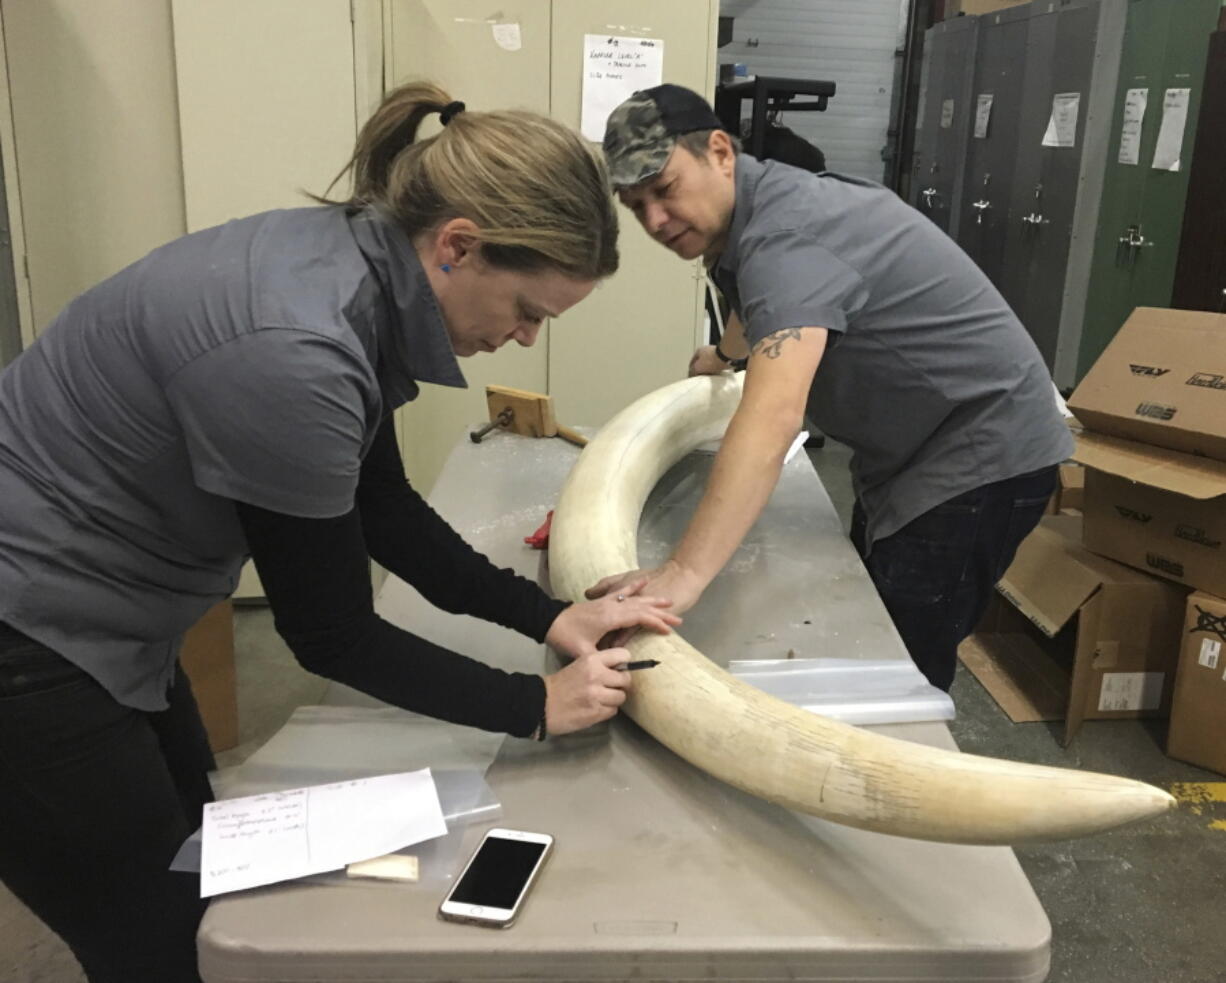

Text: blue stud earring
xmin=440 ymin=264 xmax=451 ymax=273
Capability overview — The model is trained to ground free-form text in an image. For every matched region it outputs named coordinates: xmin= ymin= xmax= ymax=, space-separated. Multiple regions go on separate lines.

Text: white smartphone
xmin=438 ymin=828 xmax=554 ymax=929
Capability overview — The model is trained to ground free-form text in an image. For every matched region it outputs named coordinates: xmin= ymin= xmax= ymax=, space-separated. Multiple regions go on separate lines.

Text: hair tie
xmin=440 ymin=101 xmax=466 ymax=126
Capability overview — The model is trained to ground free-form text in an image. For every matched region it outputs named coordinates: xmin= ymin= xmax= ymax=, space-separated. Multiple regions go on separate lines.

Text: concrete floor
xmin=3 ymin=440 xmax=1225 ymax=982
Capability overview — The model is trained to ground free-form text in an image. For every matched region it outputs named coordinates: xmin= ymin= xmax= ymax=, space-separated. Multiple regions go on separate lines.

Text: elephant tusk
xmin=548 ymin=374 xmax=1175 ymax=845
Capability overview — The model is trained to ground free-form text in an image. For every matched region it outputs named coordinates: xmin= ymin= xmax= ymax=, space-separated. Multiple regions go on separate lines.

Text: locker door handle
xmin=1116 ymin=224 xmax=1154 ymax=266
xmin=921 ymin=187 xmax=943 ymax=209
xmin=1021 ymin=212 xmax=1047 ymax=227
xmin=971 ymin=199 xmax=991 ymax=224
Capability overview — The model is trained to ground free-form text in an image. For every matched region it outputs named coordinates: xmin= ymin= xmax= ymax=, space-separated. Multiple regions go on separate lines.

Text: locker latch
xmin=921 ymin=186 xmax=943 ymax=210
xmin=1115 ymin=224 xmax=1153 ymax=266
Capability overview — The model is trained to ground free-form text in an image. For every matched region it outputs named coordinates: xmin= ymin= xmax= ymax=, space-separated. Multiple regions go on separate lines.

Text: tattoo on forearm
xmin=752 ymin=328 xmax=803 ymax=359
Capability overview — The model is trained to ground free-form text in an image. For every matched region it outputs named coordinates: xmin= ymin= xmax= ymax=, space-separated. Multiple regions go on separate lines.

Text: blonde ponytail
xmin=322 ymin=81 xmax=618 ymax=280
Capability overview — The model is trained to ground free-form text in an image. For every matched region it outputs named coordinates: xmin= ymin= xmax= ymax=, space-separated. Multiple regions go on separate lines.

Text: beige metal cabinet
xmin=385 ymin=0 xmax=553 ymax=490
xmin=386 ymin=0 xmax=718 ymax=491
xmin=547 ymin=0 xmax=718 ymax=429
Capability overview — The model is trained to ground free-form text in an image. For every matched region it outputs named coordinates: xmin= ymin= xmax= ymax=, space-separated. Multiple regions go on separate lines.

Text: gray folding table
xmin=198 ymin=429 xmax=1050 ymax=982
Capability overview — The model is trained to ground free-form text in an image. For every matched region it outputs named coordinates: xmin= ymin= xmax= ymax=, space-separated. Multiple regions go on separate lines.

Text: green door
xmin=1076 ymin=0 xmax=1220 ymax=379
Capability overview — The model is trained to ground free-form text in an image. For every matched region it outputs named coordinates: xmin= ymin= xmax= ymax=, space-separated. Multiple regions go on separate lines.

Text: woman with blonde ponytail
xmin=0 ymin=82 xmax=665 ymax=981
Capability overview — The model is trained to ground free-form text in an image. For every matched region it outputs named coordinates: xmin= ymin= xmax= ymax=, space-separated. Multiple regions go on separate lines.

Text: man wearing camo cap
xmin=587 ymin=83 xmax=1073 ymax=693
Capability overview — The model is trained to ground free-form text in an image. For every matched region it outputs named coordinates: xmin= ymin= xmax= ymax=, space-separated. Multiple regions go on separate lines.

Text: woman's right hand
xmin=542 ymin=649 xmax=632 ymax=735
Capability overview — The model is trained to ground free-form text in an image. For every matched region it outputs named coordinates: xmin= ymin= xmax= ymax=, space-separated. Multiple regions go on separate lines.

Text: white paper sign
xmin=939 ymin=98 xmax=955 ymax=129
xmin=1042 ymin=92 xmax=1081 ymax=148
xmin=492 ymin=22 xmax=522 ymax=52
xmin=1199 ymin=638 xmax=1222 ymax=670
xmin=200 ymin=769 xmax=447 ymax=898
xmin=1151 ymin=87 xmax=1190 ymax=171
xmin=974 ymin=93 xmax=994 ymax=139
xmin=1117 ymin=87 xmax=1148 ymax=165
xmin=581 ymin=35 xmax=664 ymax=142
xmin=1098 ymin=672 xmax=1164 ymax=713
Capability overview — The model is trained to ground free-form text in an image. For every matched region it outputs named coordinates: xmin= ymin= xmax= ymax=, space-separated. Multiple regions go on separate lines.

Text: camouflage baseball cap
xmin=602 ymin=84 xmax=726 ymax=189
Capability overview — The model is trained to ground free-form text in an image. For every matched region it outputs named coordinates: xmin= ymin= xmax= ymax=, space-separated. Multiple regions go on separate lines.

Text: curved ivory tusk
xmin=549 ymin=374 xmax=1175 ymax=845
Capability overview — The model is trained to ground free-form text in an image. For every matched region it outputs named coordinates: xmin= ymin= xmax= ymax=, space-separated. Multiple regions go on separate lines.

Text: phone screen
xmin=448 ymin=837 xmax=548 ymax=910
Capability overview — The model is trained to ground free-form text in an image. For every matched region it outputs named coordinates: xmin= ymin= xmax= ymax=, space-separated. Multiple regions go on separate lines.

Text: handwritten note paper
xmin=1041 ymin=92 xmax=1081 ymax=148
xmin=1117 ymin=88 xmax=1148 ymax=165
xmin=200 ymin=769 xmax=446 ymax=898
xmin=1151 ymin=87 xmax=1190 ymax=171
xmin=581 ymin=35 xmax=664 ymax=142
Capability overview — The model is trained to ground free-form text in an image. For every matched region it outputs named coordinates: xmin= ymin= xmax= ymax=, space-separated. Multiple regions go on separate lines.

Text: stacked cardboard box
xmin=963 ymin=309 xmax=1226 ymax=756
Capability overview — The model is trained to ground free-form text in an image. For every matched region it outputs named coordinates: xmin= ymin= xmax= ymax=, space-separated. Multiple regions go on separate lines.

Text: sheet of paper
xmin=939 ymin=98 xmax=955 ymax=129
xmin=581 ymin=34 xmax=664 ymax=141
xmin=1041 ymin=92 xmax=1080 ymax=148
xmin=200 ymin=769 xmax=447 ymax=898
xmin=1116 ymin=87 xmax=1148 ymax=165
xmin=1151 ymin=87 xmax=1190 ymax=171
xmin=973 ymin=93 xmax=994 ymax=139
xmin=492 ymin=22 xmax=521 ymax=52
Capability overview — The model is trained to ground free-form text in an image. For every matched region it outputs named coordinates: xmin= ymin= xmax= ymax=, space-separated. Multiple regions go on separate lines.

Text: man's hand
xmin=688 ymin=345 xmax=727 ymax=377
xmin=542 ymin=649 xmax=633 ymax=735
xmin=585 ymin=559 xmax=706 ymax=614
xmin=545 ymin=578 xmax=680 ymax=658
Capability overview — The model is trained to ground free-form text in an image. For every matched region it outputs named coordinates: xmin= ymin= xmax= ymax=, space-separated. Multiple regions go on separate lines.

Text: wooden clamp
xmin=469 ymin=385 xmax=587 ymax=447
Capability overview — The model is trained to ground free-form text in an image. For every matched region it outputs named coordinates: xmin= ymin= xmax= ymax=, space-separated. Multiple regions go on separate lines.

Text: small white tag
xmin=493 ymin=22 xmax=521 ymax=51
xmin=1098 ymin=672 xmax=1163 ymax=712
xmin=784 ymin=431 xmax=809 ymax=465
xmin=1199 ymin=638 xmax=1221 ymax=670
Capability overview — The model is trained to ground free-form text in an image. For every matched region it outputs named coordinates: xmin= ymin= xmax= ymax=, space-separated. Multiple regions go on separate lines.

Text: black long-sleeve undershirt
xmin=234 ymin=416 xmax=567 ymax=737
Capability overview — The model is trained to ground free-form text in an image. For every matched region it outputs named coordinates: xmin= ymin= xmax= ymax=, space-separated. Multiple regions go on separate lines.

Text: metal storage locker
xmin=955 ymin=3 xmax=1031 ymax=288
xmin=1070 ymin=0 xmax=1221 ymax=379
xmin=910 ymin=15 xmax=980 ymax=236
xmin=1172 ymin=27 xmax=1226 ymax=314
xmin=995 ymin=0 xmax=1110 ymax=371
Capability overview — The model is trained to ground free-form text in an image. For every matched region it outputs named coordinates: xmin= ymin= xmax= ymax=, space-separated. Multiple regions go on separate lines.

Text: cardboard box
xmin=180 ymin=601 xmax=239 ymax=753
xmin=958 ymin=517 xmax=1187 ymax=743
xmin=1167 ymin=591 xmax=1226 ymax=776
xmin=1079 ymin=461 xmax=1226 ymax=597
xmin=1068 ymin=307 xmax=1226 ymax=596
xmin=1068 ymin=308 xmax=1226 ymax=462
xmin=944 ymin=0 xmax=1027 ymax=18
xmin=1044 ymin=462 xmax=1085 ymax=515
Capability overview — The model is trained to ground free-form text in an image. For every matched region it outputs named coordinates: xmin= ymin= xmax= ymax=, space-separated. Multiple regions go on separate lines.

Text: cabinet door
xmin=172 ymin=0 xmax=358 ymax=230
xmin=386 ymin=0 xmax=552 ymax=491
xmin=957 ymin=5 xmax=1031 ymax=286
xmin=912 ymin=17 xmax=979 ymax=235
xmin=997 ymin=0 xmax=1103 ymax=370
xmin=996 ymin=3 xmax=1060 ymax=336
xmin=1172 ymin=31 xmax=1226 ymax=313
xmin=547 ymin=0 xmax=715 ymax=429
xmin=1075 ymin=0 xmax=1219 ymax=378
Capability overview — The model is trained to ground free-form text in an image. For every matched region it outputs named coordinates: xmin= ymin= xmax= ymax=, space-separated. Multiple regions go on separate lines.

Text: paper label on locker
xmin=939 ymin=99 xmax=955 ymax=129
xmin=1117 ymin=88 xmax=1148 ymax=165
xmin=1199 ymin=638 xmax=1221 ymax=670
xmin=1151 ymin=88 xmax=1190 ymax=172
xmin=581 ymin=35 xmax=664 ymax=142
xmin=1041 ymin=92 xmax=1080 ymax=148
xmin=974 ymin=93 xmax=993 ymax=139
xmin=1097 ymin=672 xmax=1164 ymax=713
xmin=492 ymin=23 xmax=522 ymax=52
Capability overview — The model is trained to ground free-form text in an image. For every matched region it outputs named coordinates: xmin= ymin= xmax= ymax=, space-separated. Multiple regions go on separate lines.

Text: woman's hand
xmin=688 ymin=344 xmax=727 ymax=377
xmin=545 ymin=578 xmax=680 ymax=658
xmin=542 ymin=649 xmax=633 ymax=735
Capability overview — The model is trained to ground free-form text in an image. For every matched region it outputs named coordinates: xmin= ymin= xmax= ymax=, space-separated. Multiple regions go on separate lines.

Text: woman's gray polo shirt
xmin=0 ymin=207 xmax=465 ymax=710
xmin=712 ymin=155 xmax=1073 ymax=549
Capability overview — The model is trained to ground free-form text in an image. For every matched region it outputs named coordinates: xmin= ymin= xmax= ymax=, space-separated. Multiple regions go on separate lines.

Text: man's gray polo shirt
xmin=0 ymin=206 xmax=465 ymax=710
xmin=712 ymin=155 xmax=1073 ymax=548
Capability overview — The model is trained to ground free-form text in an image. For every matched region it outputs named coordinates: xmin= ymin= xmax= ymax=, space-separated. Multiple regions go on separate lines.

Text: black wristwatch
xmin=714 ymin=342 xmax=748 ymax=372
